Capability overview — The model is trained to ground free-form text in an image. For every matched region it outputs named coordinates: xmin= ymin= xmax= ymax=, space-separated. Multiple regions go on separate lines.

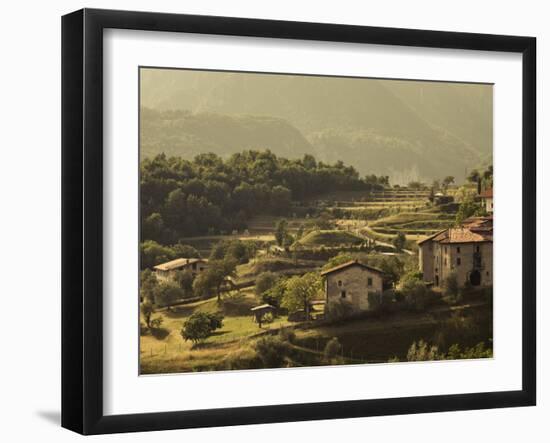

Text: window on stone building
xmin=367 ymin=277 xmax=373 ymax=287
xmin=337 ymin=280 xmax=342 ymax=287
xmin=457 ymin=258 xmax=461 ymax=266
xmin=341 ymin=290 xmax=346 ymax=298
xmin=457 ymin=247 xmax=461 ymax=253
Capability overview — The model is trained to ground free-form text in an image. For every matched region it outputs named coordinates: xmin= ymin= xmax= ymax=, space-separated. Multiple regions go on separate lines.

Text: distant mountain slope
xmin=140 ymin=69 xmax=492 ymax=182
xmin=140 ymin=108 xmax=314 ymax=160
xmin=386 ymin=80 xmax=493 ymax=157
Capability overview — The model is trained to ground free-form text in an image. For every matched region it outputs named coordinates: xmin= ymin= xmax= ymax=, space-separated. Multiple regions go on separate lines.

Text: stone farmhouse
xmin=418 ymin=216 xmax=493 ymax=288
xmin=153 ymin=258 xmax=209 ymax=282
xmin=321 ymin=260 xmax=384 ymax=312
xmin=479 ymin=188 xmax=494 ymax=213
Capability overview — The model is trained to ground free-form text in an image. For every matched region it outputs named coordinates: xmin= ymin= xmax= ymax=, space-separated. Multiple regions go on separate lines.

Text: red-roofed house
xmin=417 ymin=216 xmax=493 ymax=288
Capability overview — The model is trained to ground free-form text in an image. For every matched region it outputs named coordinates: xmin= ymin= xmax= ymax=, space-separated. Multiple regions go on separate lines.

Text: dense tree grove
xmin=141 ymin=150 xmax=387 ymax=244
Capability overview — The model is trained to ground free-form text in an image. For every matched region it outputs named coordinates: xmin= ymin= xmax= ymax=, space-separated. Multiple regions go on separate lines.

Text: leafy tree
xmin=282 ymin=273 xmax=321 ymax=320
xmin=441 ymin=176 xmax=455 ymax=193
xmin=180 ymin=312 xmax=224 ymax=344
xmin=255 ymin=272 xmax=278 ymax=298
xmin=140 ymin=240 xmax=175 ymax=269
xmin=400 ymin=274 xmax=430 ymax=311
xmin=365 ymin=254 xmax=404 ymax=288
xmin=193 ymin=258 xmax=237 ymax=302
xmin=173 ymin=269 xmax=195 ymax=297
xmin=140 ymin=269 xmax=159 ymax=304
xmin=467 ymin=169 xmax=480 ymax=183
xmin=261 ymin=278 xmax=287 ymax=309
xmin=274 ymin=219 xmax=289 ymax=247
xmin=455 ymin=195 xmax=483 ymax=225
xmin=323 ymin=253 xmax=354 ymax=271
xmin=155 ymin=280 xmax=184 ymax=306
xmin=210 ymin=239 xmax=253 ymax=264
xmin=407 ymin=181 xmax=425 ymax=190
xmin=392 ymin=232 xmax=406 ymax=251
xmin=172 ymin=243 xmax=201 ymax=258
xmin=270 ymin=185 xmax=292 ymax=214
xmin=141 ymin=302 xmax=155 ymax=329
xmin=142 ymin=212 xmax=165 ymax=242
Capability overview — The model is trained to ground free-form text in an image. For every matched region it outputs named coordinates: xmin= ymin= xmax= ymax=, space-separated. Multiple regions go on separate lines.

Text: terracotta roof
xmin=153 ymin=258 xmax=207 ymax=271
xmin=479 ymin=188 xmax=493 ymax=198
xmin=463 ymin=215 xmax=493 ymax=228
xmin=432 ymin=227 xmax=491 ymax=244
xmin=417 ymin=229 xmax=447 ymax=245
xmin=320 ymin=260 xmax=384 ymax=276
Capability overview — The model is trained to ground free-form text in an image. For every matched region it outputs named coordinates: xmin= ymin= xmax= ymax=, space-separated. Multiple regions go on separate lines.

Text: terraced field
xmin=368 ymin=211 xmax=455 ymax=236
xmin=295 ymin=229 xmax=366 ymax=247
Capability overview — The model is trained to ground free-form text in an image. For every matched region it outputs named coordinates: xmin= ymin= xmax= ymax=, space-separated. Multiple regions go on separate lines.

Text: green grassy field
xmin=140 ymin=292 xmax=295 ymax=374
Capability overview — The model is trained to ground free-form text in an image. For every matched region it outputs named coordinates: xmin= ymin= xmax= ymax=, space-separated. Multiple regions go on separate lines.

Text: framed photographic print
xmin=62 ymin=8 xmax=536 ymax=435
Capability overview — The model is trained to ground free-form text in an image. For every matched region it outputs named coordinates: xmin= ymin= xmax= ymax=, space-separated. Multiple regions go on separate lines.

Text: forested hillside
xmin=140 ymin=150 xmax=387 ymax=244
xmin=140 ymin=69 xmax=492 ymax=182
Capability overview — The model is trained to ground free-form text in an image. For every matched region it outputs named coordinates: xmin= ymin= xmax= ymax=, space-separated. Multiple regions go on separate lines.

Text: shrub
xmin=446 ymin=342 xmax=492 ymax=360
xmin=262 ymin=312 xmax=274 ymax=324
xmin=401 ymin=279 xmax=430 ymax=312
xmin=254 ymin=336 xmax=290 ymax=368
xmin=139 ymin=322 xmax=148 ymax=336
xmin=323 ymin=337 xmax=342 ymax=363
xmin=150 ymin=316 xmax=163 ymax=329
xmin=443 ymin=272 xmax=460 ymax=300
xmin=325 ymin=299 xmax=355 ymax=322
xmin=392 ymin=232 xmax=406 ymax=251
xmin=279 ymin=327 xmax=296 ymax=344
xmin=407 ymin=340 xmax=442 ymax=361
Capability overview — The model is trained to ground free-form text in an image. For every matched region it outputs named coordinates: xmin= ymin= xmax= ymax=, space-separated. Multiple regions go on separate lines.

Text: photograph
xmin=138 ymin=68 xmax=494 ymax=375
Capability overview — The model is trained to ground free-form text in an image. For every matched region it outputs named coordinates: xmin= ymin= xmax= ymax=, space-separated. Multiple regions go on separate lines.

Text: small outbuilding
xmin=250 ymin=304 xmax=276 ymax=328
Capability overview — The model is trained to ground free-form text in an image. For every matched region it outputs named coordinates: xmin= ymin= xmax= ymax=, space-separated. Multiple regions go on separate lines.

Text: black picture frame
xmin=62 ymin=8 xmax=536 ymax=435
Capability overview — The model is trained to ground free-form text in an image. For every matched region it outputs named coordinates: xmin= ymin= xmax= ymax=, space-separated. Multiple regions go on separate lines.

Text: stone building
xmin=153 ymin=258 xmax=209 ymax=282
xmin=320 ymin=260 xmax=384 ymax=312
xmin=418 ymin=216 xmax=493 ymax=288
xmin=479 ymin=188 xmax=494 ymax=213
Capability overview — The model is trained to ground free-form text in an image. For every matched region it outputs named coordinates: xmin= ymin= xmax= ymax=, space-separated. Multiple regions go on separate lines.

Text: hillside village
xmin=139 ymin=153 xmax=494 ymax=374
